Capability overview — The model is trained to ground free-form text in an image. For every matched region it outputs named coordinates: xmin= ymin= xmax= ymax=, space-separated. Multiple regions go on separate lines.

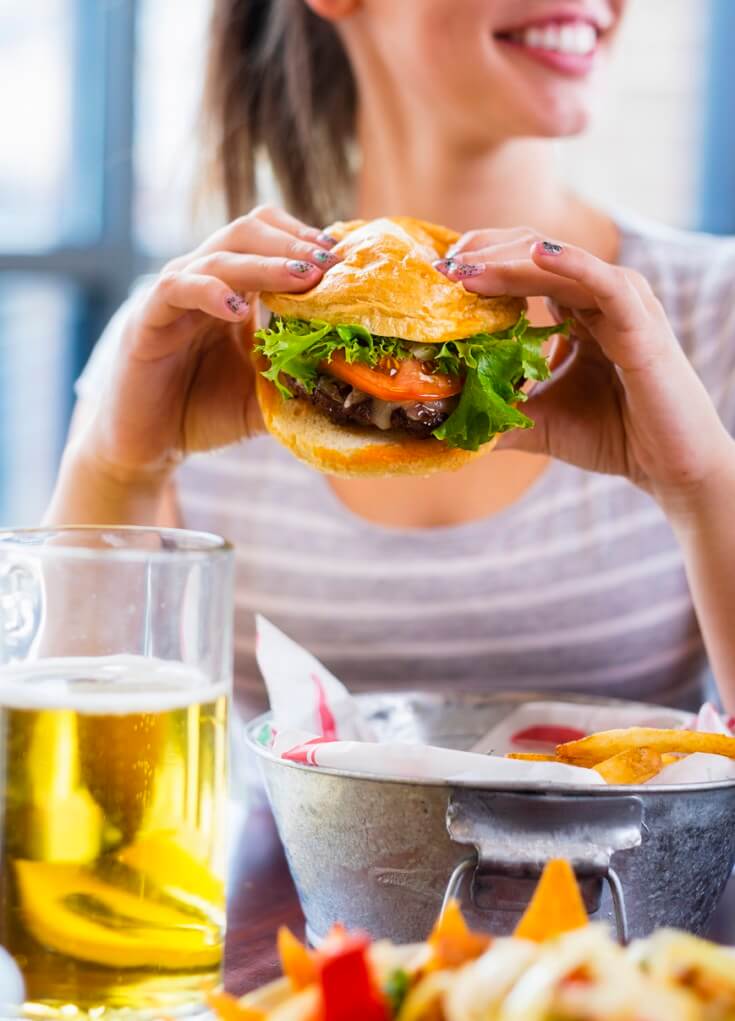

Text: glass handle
xmin=0 ymin=942 xmax=26 ymax=1006
xmin=0 ymin=560 xmax=42 ymax=660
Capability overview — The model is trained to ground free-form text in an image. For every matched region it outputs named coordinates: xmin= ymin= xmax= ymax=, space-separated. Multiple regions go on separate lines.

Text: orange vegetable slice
xmin=514 ymin=859 xmax=589 ymax=942
xmin=207 ymin=991 xmax=266 ymax=1021
xmin=278 ymin=926 xmax=318 ymax=990
xmin=425 ymin=899 xmax=491 ymax=971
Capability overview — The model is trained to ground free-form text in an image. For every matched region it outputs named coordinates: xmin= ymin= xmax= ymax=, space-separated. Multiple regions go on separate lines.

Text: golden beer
xmin=0 ymin=656 xmax=227 ymax=1017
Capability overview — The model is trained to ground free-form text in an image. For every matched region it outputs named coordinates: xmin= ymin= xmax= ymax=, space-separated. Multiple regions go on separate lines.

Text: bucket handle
xmin=443 ymin=789 xmax=644 ymax=945
xmin=440 ymin=852 xmax=630 ymax=944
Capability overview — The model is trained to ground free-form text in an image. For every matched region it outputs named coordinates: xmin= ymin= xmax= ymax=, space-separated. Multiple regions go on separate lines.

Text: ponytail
xmin=200 ymin=0 xmax=357 ymax=227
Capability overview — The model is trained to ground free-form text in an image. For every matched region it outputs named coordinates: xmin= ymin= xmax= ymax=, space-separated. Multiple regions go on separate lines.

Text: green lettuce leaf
xmin=433 ymin=318 xmax=563 ymax=451
xmin=254 ymin=314 xmax=566 ymax=451
xmin=254 ymin=317 xmax=410 ymax=399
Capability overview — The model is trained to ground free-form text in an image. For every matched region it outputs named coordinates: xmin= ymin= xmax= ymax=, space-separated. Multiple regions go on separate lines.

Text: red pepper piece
xmin=317 ymin=933 xmax=389 ymax=1021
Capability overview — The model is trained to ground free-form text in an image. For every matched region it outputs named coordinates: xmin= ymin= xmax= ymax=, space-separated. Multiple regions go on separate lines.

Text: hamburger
xmin=254 ymin=216 xmax=560 ymax=477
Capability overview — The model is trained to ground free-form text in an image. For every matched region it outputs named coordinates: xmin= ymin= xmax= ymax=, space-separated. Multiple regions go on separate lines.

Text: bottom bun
xmin=255 ymin=372 xmax=498 ymax=478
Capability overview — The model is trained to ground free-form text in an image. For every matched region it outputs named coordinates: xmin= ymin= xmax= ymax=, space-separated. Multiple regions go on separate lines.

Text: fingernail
xmin=311 ymin=248 xmax=338 ymax=266
xmin=287 ymin=260 xmax=317 ymax=276
xmin=433 ymin=258 xmax=456 ymax=275
xmin=540 ymin=241 xmax=563 ymax=255
xmin=225 ymin=293 xmax=249 ymax=316
xmin=450 ymin=262 xmax=483 ymax=279
xmin=316 ymin=231 xmax=338 ymax=248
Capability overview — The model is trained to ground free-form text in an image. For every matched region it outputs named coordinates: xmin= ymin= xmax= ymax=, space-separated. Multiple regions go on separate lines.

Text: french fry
xmin=556 ymin=728 xmax=735 ymax=767
xmin=506 ymin=752 xmax=559 ymax=762
xmin=513 ymin=859 xmax=588 ymax=942
xmin=593 ymin=747 xmax=663 ymax=785
xmin=660 ymin=752 xmax=687 ymax=766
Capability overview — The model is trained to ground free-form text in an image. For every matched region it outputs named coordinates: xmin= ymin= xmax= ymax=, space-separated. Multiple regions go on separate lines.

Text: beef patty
xmin=283 ymin=373 xmax=458 ymax=439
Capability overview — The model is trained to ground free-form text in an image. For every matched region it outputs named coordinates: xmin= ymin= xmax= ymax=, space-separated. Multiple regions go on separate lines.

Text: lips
xmin=495 ymin=16 xmax=604 ymax=76
xmin=505 ymin=20 xmax=598 ymax=56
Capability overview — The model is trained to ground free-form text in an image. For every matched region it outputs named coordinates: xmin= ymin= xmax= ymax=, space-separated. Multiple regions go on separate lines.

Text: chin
xmin=488 ymin=70 xmax=601 ymax=140
xmin=532 ymin=100 xmax=594 ymax=137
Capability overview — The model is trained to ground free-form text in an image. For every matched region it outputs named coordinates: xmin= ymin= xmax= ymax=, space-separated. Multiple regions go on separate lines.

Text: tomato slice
xmin=321 ymin=351 xmax=462 ymax=402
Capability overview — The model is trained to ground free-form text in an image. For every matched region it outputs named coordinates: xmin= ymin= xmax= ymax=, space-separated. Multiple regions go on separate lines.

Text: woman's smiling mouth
xmin=495 ymin=16 xmax=606 ymax=76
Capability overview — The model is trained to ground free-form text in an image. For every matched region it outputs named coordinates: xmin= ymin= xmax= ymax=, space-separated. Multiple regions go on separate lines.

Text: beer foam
xmin=0 ymin=655 xmax=228 ymax=713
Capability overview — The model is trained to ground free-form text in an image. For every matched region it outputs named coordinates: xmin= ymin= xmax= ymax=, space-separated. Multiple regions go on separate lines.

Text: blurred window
xmin=0 ymin=0 xmax=106 ymax=249
xmin=134 ymin=0 xmax=212 ymax=256
xmin=0 ymin=1 xmax=76 ymax=249
xmin=0 ymin=278 xmax=79 ymax=524
xmin=0 ymin=1 xmax=133 ymax=525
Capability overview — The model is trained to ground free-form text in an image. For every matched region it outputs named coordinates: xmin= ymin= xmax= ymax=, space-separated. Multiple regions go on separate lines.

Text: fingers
xmin=221 ymin=216 xmax=341 ymax=269
xmin=188 ymin=251 xmax=325 ymax=296
xmin=530 ymin=242 xmax=648 ymax=334
xmin=252 ymin=203 xmax=335 ymax=247
xmin=448 ymin=226 xmax=534 ymax=258
xmin=435 ymin=255 xmax=595 ymax=309
xmin=139 ymin=272 xmax=251 ymax=330
xmin=141 ymin=251 xmax=323 ymax=331
xmin=531 ymin=243 xmax=678 ymax=371
xmin=145 ymin=202 xmax=336 ymax=334
xmin=195 ymin=206 xmax=341 ymax=269
xmin=444 ymin=229 xmax=652 ymax=334
xmin=436 ymin=231 xmax=673 ymax=373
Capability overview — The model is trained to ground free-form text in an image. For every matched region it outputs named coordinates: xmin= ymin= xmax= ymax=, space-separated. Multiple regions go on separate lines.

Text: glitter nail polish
xmin=226 ymin=294 xmax=248 ymax=315
xmin=287 ymin=260 xmax=316 ymax=275
xmin=451 ymin=262 xmax=483 ymax=278
xmin=312 ymin=249 xmax=336 ymax=265
xmin=541 ymin=241 xmax=563 ymax=255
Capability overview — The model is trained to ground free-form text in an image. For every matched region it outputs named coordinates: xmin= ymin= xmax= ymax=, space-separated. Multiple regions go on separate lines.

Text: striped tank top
xmin=78 ymin=212 xmax=735 ymax=713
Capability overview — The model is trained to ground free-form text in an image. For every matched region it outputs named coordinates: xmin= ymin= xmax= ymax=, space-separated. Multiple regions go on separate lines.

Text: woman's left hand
xmin=436 ymin=228 xmax=735 ymax=517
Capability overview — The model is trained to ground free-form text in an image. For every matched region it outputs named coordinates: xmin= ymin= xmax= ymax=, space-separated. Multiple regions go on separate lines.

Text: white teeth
xmin=520 ymin=21 xmax=597 ymax=56
xmin=573 ymin=23 xmax=597 ymax=54
xmin=526 ymin=26 xmax=545 ymax=48
xmin=542 ymin=25 xmax=560 ymax=50
xmin=559 ymin=24 xmax=577 ymax=52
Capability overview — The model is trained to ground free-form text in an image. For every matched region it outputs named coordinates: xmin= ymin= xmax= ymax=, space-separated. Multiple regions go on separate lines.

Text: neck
xmin=353 ymin=92 xmax=612 ymax=253
xmin=357 ymin=134 xmax=565 ymax=237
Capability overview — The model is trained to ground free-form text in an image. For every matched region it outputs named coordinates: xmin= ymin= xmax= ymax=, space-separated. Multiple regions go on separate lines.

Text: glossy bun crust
xmin=256 ymin=216 xmax=519 ymax=477
xmin=262 ymin=216 xmax=525 ymax=343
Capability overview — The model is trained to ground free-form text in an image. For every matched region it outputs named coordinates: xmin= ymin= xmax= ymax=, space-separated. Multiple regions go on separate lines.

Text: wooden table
xmin=225 ymin=803 xmax=735 ymax=996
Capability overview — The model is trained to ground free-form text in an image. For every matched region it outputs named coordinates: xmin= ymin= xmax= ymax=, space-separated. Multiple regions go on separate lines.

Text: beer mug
xmin=0 ymin=527 xmax=233 ymax=1019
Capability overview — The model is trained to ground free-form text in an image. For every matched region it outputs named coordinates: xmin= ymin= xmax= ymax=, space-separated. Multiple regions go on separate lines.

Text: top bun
xmin=261 ymin=216 xmax=525 ymax=343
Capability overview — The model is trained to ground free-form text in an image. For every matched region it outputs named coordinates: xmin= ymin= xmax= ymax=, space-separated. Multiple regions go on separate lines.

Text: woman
xmin=49 ymin=0 xmax=735 ymax=712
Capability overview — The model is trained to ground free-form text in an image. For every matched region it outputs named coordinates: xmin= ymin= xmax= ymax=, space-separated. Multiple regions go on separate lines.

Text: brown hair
xmin=201 ymin=0 xmax=357 ymax=228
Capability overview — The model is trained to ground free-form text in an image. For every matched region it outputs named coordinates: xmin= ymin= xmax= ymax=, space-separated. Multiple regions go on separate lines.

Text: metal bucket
xmin=246 ymin=691 xmax=735 ymax=944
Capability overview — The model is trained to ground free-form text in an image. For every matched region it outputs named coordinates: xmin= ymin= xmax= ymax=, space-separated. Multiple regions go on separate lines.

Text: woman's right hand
xmin=74 ymin=204 xmax=338 ymax=485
